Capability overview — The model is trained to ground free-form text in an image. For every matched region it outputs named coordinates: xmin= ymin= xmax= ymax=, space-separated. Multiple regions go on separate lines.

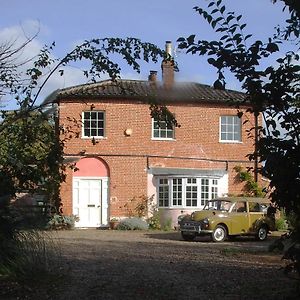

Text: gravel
xmin=1 ymin=230 xmax=298 ymax=299
xmin=48 ymin=230 xmax=299 ymax=300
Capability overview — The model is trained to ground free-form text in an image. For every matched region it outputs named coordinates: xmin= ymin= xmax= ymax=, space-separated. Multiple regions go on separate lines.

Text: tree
xmin=177 ymin=0 xmax=300 ymax=275
xmin=0 ymin=35 xmax=37 ymax=104
xmin=0 ymin=37 xmax=164 ymax=198
xmin=0 ymin=111 xmax=64 ymax=209
xmin=0 ymin=36 xmax=164 ymax=275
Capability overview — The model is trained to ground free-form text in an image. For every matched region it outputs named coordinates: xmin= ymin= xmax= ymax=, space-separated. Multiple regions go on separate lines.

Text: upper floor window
xmin=152 ymin=119 xmax=174 ymax=140
xmin=220 ymin=115 xmax=241 ymax=142
xmin=82 ymin=111 xmax=105 ymax=138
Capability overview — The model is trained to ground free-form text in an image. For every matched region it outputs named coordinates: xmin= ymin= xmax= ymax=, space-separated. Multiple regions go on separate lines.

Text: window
xmin=82 ymin=111 xmax=105 ymax=138
xmin=158 ymin=178 xmax=169 ymax=207
xmin=211 ymin=179 xmax=218 ymax=199
xmin=233 ymin=201 xmax=247 ymax=213
xmin=157 ymin=177 xmax=219 ymax=208
xmin=220 ymin=115 xmax=241 ymax=142
xmin=186 ymin=178 xmax=198 ymax=207
xmin=201 ymin=179 xmax=209 ymax=206
xmin=152 ymin=119 xmax=174 ymax=139
xmin=172 ymin=179 xmax=182 ymax=206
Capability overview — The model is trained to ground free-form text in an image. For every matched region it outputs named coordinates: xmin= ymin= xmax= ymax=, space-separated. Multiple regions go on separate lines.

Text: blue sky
xmin=0 ymin=0 xmax=290 ymax=108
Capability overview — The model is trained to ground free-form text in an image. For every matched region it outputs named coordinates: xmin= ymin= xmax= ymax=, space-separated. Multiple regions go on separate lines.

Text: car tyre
xmin=181 ymin=232 xmax=196 ymax=241
xmin=212 ymin=225 xmax=227 ymax=242
xmin=256 ymin=226 xmax=268 ymax=241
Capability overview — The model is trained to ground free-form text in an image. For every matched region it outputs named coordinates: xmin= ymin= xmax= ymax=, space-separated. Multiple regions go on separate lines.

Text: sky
xmin=0 ymin=0 xmax=291 ymax=109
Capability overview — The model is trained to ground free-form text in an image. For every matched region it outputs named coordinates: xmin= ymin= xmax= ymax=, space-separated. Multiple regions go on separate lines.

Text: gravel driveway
xmin=33 ymin=229 xmax=298 ymax=300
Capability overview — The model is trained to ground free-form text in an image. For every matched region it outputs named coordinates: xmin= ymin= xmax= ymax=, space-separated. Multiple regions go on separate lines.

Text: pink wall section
xmin=73 ymin=157 xmax=109 ymax=177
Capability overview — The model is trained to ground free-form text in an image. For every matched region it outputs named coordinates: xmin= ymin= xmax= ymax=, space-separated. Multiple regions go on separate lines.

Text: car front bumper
xmin=179 ymin=221 xmax=213 ymax=234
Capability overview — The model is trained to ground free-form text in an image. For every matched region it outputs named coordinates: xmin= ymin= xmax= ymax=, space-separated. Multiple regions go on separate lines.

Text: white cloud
xmin=0 ymin=22 xmax=90 ymax=109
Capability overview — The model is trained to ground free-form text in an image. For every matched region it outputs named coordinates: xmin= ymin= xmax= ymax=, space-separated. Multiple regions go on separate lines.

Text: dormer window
xmin=82 ymin=111 xmax=105 ymax=138
xmin=152 ymin=119 xmax=174 ymax=140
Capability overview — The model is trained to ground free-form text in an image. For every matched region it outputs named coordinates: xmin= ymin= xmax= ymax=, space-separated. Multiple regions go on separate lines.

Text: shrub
xmin=275 ymin=216 xmax=288 ymax=231
xmin=123 ymin=194 xmax=155 ymax=217
xmin=46 ymin=214 xmax=78 ymax=230
xmin=161 ymin=218 xmax=173 ymax=231
xmin=147 ymin=213 xmax=161 ymax=230
xmin=116 ymin=217 xmax=148 ymax=230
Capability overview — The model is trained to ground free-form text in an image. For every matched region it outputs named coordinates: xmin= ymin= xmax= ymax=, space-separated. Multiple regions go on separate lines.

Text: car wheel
xmin=212 ymin=225 xmax=227 ymax=242
xmin=181 ymin=232 xmax=196 ymax=241
xmin=256 ymin=226 xmax=268 ymax=241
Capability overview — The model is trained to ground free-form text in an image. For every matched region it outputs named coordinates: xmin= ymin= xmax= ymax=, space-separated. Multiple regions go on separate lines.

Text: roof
xmin=49 ymin=79 xmax=246 ymax=105
xmin=149 ymin=167 xmax=226 ymax=178
xmin=214 ymin=197 xmax=270 ymax=203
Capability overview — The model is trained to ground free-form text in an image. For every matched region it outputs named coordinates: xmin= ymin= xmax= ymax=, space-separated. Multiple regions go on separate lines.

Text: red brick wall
xmin=59 ymin=98 xmax=260 ymax=216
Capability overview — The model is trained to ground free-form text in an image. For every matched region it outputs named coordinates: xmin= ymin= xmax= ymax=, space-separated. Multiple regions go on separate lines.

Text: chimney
xmin=148 ymin=70 xmax=157 ymax=83
xmin=161 ymin=41 xmax=174 ymax=89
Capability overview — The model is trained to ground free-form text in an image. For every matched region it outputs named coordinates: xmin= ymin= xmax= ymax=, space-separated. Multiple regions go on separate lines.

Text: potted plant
xmin=109 ymin=217 xmax=120 ymax=230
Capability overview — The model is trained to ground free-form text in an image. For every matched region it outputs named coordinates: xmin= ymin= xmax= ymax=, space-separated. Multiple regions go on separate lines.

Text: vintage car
xmin=179 ymin=197 xmax=275 ymax=242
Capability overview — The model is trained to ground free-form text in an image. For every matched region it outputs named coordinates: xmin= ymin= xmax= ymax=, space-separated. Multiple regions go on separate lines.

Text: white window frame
xmin=158 ymin=178 xmax=169 ymax=207
xmin=82 ymin=111 xmax=105 ymax=138
xmin=219 ymin=115 xmax=242 ymax=143
xmin=157 ymin=177 xmax=219 ymax=209
xmin=152 ymin=118 xmax=175 ymax=140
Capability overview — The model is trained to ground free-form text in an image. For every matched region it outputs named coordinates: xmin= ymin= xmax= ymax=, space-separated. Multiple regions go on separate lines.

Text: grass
xmin=3 ymin=231 xmax=59 ymax=276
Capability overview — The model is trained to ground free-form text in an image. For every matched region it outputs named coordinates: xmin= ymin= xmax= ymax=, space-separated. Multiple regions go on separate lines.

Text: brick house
xmin=50 ymin=42 xmax=260 ymax=228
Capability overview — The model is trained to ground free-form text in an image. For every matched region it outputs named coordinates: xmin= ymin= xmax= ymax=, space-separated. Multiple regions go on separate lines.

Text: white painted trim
xmin=72 ymin=177 xmax=109 ymax=227
xmin=219 ymin=115 xmax=242 ymax=143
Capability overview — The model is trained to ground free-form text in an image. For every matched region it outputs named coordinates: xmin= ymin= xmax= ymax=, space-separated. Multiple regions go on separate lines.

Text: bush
xmin=116 ymin=217 xmax=148 ymax=230
xmin=161 ymin=218 xmax=173 ymax=231
xmin=275 ymin=216 xmax=288 ymax=231
xmin=147 ymin=213 xmax=161 ymax=230
xmin=46 ymin=214 xmax=78 ymax=230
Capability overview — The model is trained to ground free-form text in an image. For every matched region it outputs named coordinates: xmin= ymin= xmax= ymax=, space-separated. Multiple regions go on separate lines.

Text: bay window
xmin=157 ymin=177 xmax=219 ymax=208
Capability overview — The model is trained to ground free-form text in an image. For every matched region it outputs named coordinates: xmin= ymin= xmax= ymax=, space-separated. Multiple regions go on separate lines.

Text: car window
xmin=231 ymin=201 xmax=247 ymax=213
xmin=249 ymin=202 xmax=261 ymax=212
xmin=203 ymin=200 xmax=232 ymax=211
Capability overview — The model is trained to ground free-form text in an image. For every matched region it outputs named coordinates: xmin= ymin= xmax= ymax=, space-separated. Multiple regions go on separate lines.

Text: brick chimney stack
xmin=161 ymin=41 xmax=174 ymax=89
xmin=148 ymin=70 xmax=157 ymax=83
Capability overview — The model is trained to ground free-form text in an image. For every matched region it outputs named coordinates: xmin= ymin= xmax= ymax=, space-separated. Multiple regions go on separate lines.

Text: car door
xmin=248 ymin=201 xmax=266 ymax=232
xmin=229 ymin=201 xmax=249 ymax=234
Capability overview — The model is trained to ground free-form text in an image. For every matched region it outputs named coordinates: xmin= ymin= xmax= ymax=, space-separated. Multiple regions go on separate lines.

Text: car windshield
xmin=203 ymin=200 xmax=233 ymax=212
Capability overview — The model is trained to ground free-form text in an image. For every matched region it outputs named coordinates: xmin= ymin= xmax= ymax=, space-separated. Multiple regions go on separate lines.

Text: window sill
xmin=219 ymin=140 xmax=243 ymax=144
xmin=81 ymin=137 xmax=107 ymax=140
xmin=151 ymin=138 xmax=176 ymax=141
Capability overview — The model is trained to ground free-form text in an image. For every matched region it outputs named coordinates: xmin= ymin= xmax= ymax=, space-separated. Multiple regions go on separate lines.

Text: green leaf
xmin=187 ymin=34 xmax=196 ymax=45
xmin=226 ymin=15 xmax=235 ymax=23
xmin=177 ymin=37 xmax=185 ymax=42
xmin=266 ymin=42 xmax=279 ymax=53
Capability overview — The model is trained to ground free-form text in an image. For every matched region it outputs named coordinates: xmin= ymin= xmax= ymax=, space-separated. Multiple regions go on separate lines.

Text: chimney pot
xmin=165 ymin=41 xmax=172 ymax=56
xmin=148 ymin=70 xmax=157 ymax=82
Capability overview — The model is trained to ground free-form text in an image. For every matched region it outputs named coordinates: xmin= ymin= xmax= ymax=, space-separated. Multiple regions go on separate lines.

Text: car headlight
xmin=191 ymin=212 xmax=195 ymax=220
xmin=201 ymin=218 xmax=209 ymax=228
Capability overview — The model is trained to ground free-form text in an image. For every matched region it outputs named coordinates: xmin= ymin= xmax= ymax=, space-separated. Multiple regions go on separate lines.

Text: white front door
xmin=73 ymin=179 xmax=102 ymax=227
